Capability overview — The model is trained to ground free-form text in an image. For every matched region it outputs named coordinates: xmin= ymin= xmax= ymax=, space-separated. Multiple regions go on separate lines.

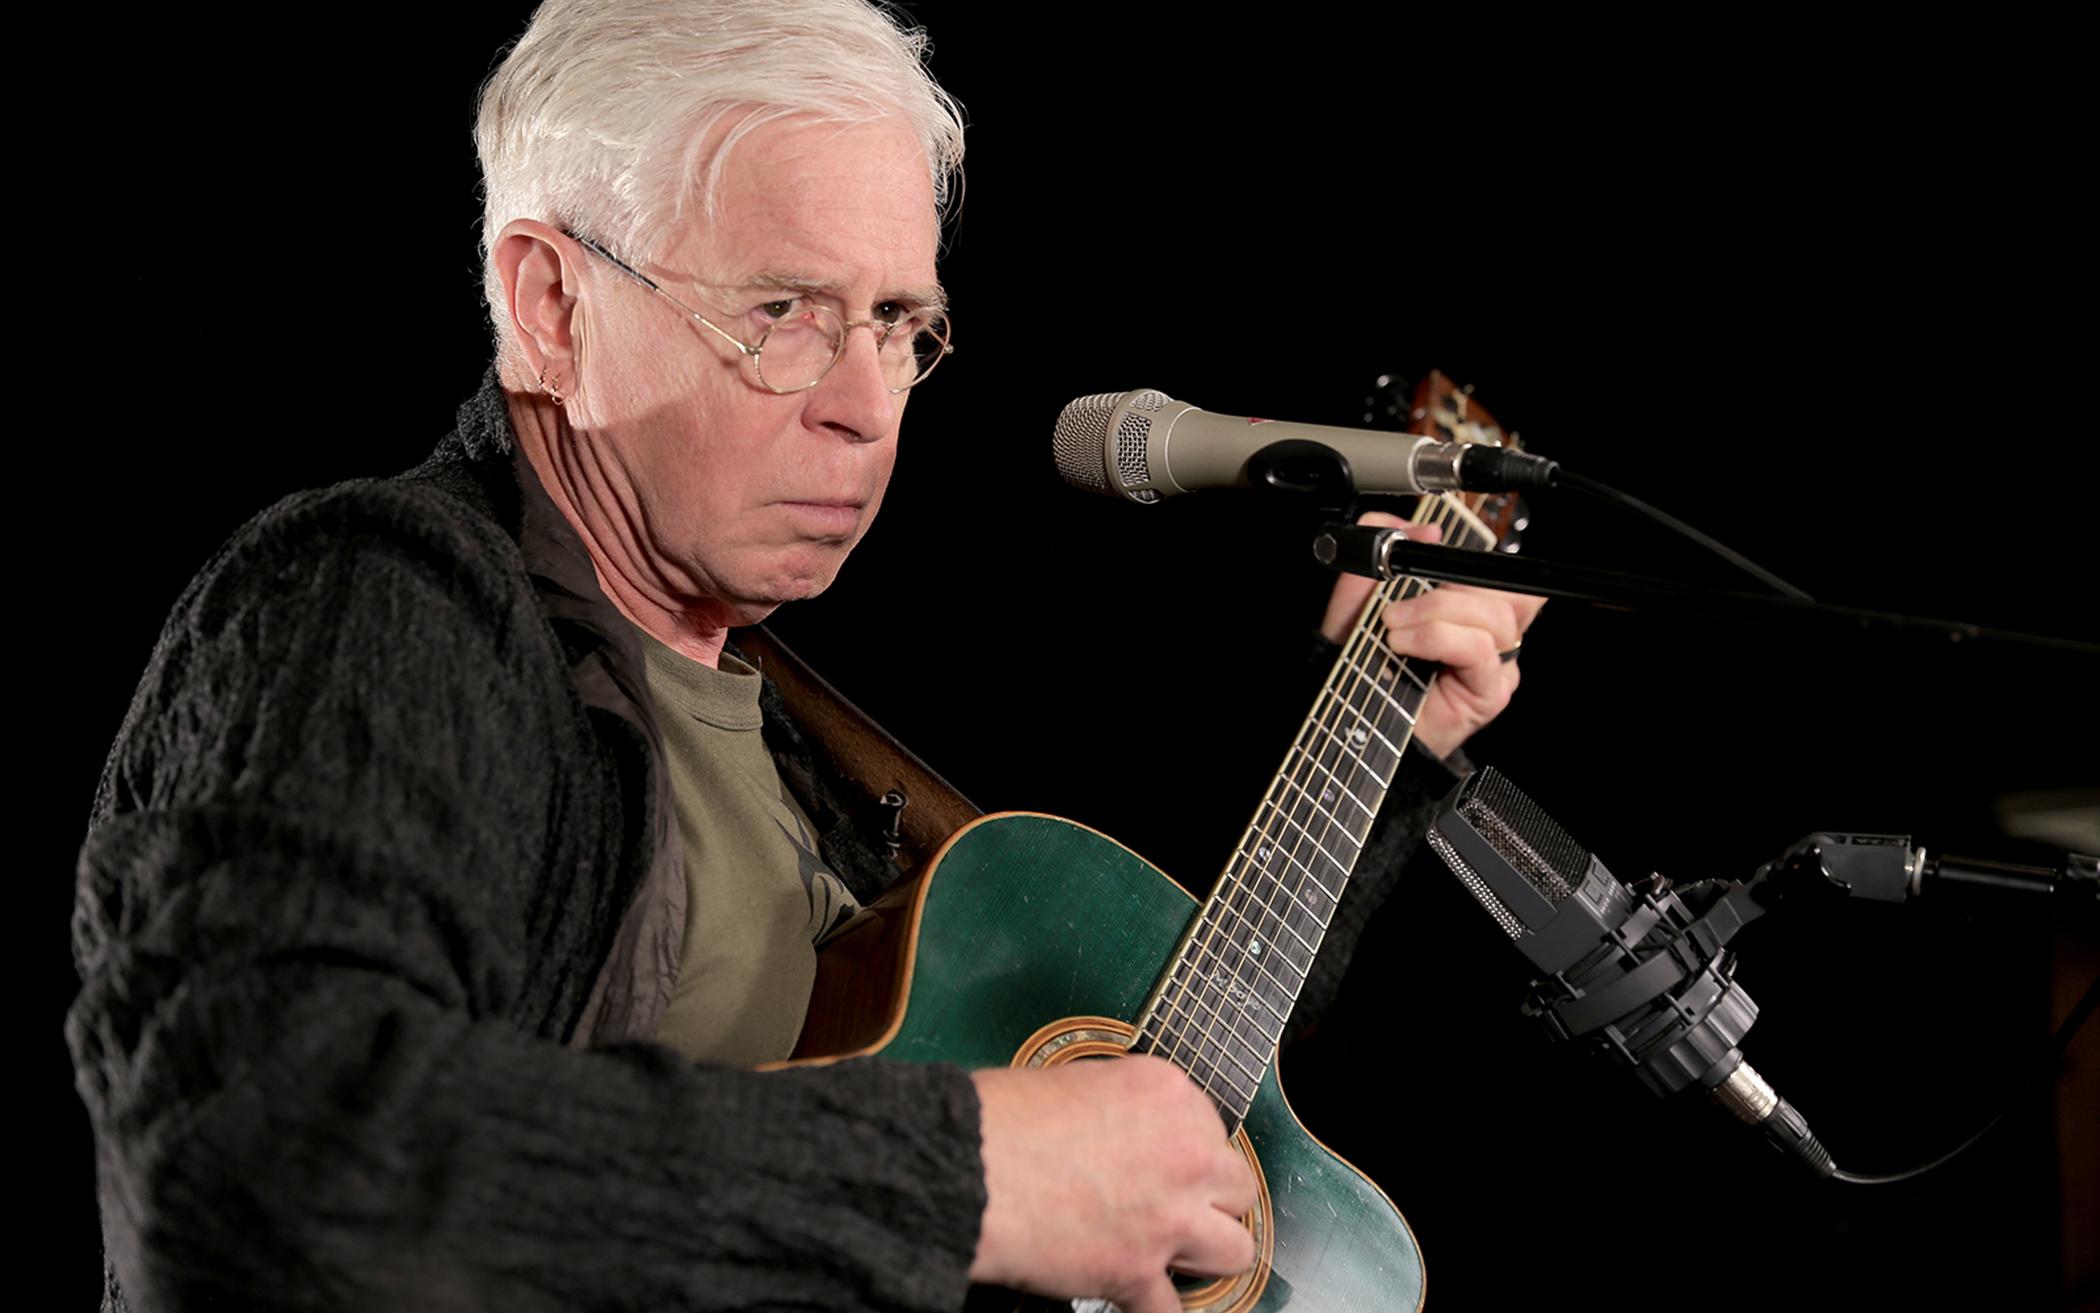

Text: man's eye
xmin=874 ymin=301 xmax=907 ymax=326
xmin=756 ymin=298 xmax=801 ymax=321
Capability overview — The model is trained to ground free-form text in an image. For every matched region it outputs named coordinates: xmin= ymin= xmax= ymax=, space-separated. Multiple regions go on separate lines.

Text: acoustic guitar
xmin=776 ymin=374 xmax=1527 ymax=1311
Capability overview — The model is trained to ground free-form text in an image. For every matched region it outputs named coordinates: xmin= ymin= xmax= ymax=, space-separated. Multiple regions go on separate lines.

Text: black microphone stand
xmin=1314 ymin=522 xmax=2100 ymax=657
xmin=1240 ymin=434 xmax=2093 ymax=655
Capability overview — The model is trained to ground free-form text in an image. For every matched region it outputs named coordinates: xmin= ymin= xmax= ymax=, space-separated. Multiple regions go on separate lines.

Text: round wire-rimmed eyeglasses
xmin=566 ymin=232 xmax=953 ymax=395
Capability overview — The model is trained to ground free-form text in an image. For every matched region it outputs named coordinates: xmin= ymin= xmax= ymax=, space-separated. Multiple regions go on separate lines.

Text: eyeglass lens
xmin=755 ymin=306 xmax=950 ymax=392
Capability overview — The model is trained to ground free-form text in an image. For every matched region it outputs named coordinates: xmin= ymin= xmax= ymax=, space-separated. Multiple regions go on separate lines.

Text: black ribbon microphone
xmin=1426 ymin=766 xmax=1837 ymax=1177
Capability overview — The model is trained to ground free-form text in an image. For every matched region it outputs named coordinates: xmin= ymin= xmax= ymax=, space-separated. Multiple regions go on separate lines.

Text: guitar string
xmin=1142 ymin=599 xmax=1405 ymax=1101
xmin=1156 ymin=493 xmax=1488 ymax=1095
xmin=1147 ymin=976 xmax=1264 ymax=1105
xmin=1226 ymin=521 xmax=1440 ymax=976
xmin=1149 ymin=690 xmax=1393 ymax=1111
xmin=1210 ymin=845 xmax=1326 ymax=955
xmin=1222 ymin=809 xmax=1353 ymax=944
xmin=1171 ymin=844 xmax=1340 ymax=1034
xmin=1146 ymin=1015 xmax=1261 ymax=1105
xmin=1231 ymin=500 xmax=1463 ymax=963
xmin=1234 ymin=806 xmax=1349 ymax=914
xmin=1248 ymin=756 xmax=1378 ymax=876
xmin=1152 ymin=991 xmax=1266 ymax=1096
xmin=1142 ymin=495 xmax=1469 ymax=1106
xmin=1176 ymin=890 xmax=1318 ymax=1046
xmin=1150 ymin=580 xmax=1417 ymax=1112
xmin=1167 ymin=894 xmax=1310 ymax=1037
xmin=1232 ymin=500 xmax=1454 ymax=938
xmin=1158 ymin=896 xmax=1299 ymax=1052
xmin=1145 ymin=770 xmax=1368 ymax=1098
xmin=1182 ymin=901 xmax=1303 ymax=1026
xmin=1275 ymin=740 xmax=1381 ymax=817
xmin=1176 ymin=877 xmax=1323 ymax=1014
xmin=1320 ymin=697 xmax=1407 ymax=765
xmin=1200 ymin=503 xmax=1449 ymax=1031
xmin=1259 ymin=727 xmax=1391 ymax=860
xmin=1143 ymin=496 xmax=1475 ymax=1109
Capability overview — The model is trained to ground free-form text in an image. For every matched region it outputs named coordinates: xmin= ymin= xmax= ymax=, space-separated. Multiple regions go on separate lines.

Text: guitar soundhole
xmin=1008 ymin=1017 xmax=1274 ymax=1312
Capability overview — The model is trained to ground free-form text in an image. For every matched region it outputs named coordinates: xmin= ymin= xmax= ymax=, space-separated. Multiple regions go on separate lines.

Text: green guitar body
xmin=868 ymin=812 xmax=1425 ymax=1312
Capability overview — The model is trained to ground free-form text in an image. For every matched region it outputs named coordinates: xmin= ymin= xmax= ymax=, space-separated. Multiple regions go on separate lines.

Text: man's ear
xmin=494 ymin=219 xmax=582 ymax=385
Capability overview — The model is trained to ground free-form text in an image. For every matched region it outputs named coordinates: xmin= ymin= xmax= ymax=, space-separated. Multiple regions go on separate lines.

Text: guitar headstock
xmin=1365 ymin=370 xmax=1530 ymax=552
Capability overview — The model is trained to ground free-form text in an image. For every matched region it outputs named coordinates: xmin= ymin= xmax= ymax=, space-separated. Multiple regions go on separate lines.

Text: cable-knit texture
xmin=67 ymin=373 xmax=985 ymax=1311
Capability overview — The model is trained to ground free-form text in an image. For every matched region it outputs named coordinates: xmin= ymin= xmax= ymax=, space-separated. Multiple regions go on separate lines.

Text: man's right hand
xmin=968 ymin=1055 xmax=1258 ymax=1312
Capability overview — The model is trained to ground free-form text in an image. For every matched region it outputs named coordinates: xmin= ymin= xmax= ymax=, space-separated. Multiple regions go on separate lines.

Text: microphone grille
xmin=1456 ymin=767 xmax=1587 ymax=906
xmin=1426 ymin=829 xmax=1526 ymax=940
xmin=1052 ymin=391 xmax=1119 ymax=493
xmin=1053 ymin=389 xmax=1171 ymax=503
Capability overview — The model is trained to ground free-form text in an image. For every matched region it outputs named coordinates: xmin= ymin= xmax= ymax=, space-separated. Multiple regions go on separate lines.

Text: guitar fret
xmin=1168 ymin=941 xmax=1292 ymax=1037
xmin=1250 ymin=796 xmax=1357 ymax=884
xmin=1351 ymin=647 xmax=1432 ymax=709
xmin=1344 ymin=665 xmax=1420 ymax=726
xmin=1218 ymin=877 xmax=1325 ymax=994
xmin=1285 ymin=733 xmax=1381 ymax=802
xmin=1277 ymin=744 xmax=1379 ymax=831
xmin=1201 ymin=894 xmax=1310 ymax=1008
xmin=1313 ymin=699 xmax=1389 ymax=761
xmin=1234 ymin=840 xmax=1335 ymax=932
xmin=1248 ymin=800 xmax=1355 ymax=898
xmin=1351 ymin=641 xmax=1429 ymax=694
xmin=1172 ymin=977 xmax=1272 ymax=1088
xmin=1153 ymin=922 xmax=1290 ymax=1041
xmin=1350 ymin=638 xmax=1416 ymax=688
xmin=1195 ymin=887 xmax=1310 ymax=997
xmin=1151 ymin=1035 xmax=1238 ymax=1110
xmin=1214 ymin=875 xmax=1330 ymax=1016
xmin=1306 ymin=676 xmax=1405 ymax=753
xmin=1234 ymin=849 xmax=1341 ymax=947
xmin=1166 ymin=928 xmax=1290 ymax=1031
xmin=1230 ymin=849 xmax=1337 ymax=951
xmin=1339 ymin=701 xmax=1402 ymax=760
xmin=1316 ymin=693 xmax=1396 ymax=760
xmin=1213 ymin=865 xmax=1320 ymax=960
xmin=1268 ymin=752 xmax=1385 ymax=844
xmin=1260 ymin=718 xmax=1377 ymax=789
xmin=1158 ymin=1009 xmax=1264 ymax=1098
xmin=1146 ymin=1012 xmax=1259 ymax=1107
xmin=1140 ymin=482 xmax=1510 ymax=1127
xmin=1275 ymin=736 xmax=1370 ymax=831
xmin=1351 ymin=619 xmax=1430 ymax=681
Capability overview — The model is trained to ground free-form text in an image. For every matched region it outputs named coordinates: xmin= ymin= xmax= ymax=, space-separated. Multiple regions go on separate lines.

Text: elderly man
xmin=69 ymin=3 xmax=1536 ymax=1310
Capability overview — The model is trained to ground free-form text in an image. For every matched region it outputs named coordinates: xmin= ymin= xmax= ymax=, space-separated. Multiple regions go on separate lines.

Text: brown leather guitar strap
xmin=735 ymin=625 xmax=982 ymax=872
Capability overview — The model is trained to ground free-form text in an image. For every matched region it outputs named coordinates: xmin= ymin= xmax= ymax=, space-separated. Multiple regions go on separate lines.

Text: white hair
xmin=474 ymin=0 xmax=965 ymax=360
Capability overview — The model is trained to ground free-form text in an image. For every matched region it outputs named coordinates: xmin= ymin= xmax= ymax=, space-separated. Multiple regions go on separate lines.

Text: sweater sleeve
xmin=67 ymin=486 xmax=986 ymax=1312
xmin=1280 ymin=632 xmax=1466 ymax=1050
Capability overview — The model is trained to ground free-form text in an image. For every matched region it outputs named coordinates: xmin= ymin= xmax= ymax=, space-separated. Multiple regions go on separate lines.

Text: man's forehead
xmin=733 ymin=267 xmax=948 ymax=310
xmin=664 ymin=117 xmax=941 ymax=297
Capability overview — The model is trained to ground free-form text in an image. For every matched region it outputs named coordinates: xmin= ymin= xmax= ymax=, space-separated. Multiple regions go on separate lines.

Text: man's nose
xmin=805 ymin=324 xmax=899 ymax=443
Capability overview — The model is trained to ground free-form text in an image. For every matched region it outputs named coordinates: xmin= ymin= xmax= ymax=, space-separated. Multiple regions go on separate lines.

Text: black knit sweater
xmin=68 ymin=372 xmax=1457 ymax=1311
xmin=68 ymin=375 xmax=986 ymax=1310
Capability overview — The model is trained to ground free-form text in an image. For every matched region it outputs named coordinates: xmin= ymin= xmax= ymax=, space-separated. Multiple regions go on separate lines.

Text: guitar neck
xmin=1133 ymin=490 xmax=1501 ymax=1127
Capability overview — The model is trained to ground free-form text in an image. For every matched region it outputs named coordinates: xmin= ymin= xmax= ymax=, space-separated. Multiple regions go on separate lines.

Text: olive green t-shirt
xmin=642 ymin=635 xmax=860 ymax=1065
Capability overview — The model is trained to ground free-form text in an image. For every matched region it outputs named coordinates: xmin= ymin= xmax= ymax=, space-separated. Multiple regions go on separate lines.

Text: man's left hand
xmin=1319 ymin=511 xmax=1545 ymax=761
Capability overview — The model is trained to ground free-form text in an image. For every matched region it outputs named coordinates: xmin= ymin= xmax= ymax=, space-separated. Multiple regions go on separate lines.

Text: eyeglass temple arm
xmin=568 ymin=231 xmax=759 ymax=359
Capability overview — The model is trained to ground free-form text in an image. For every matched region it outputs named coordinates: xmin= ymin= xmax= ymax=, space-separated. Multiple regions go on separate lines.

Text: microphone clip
xmin=1242 ymin=438 xmax=1359 ymax=515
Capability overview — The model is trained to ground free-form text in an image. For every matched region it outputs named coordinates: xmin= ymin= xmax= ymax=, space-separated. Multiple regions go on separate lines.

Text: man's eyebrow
xmin=734 ymin=269 xmax=948 ymax=312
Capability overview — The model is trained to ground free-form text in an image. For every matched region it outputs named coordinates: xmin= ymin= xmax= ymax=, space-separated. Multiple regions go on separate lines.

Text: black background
xmin=47 ymin=6 xmax=2095 ymax=1309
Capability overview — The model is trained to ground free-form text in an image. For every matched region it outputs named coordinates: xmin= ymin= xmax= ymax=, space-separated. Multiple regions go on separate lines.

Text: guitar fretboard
xmin=1133 ymin=495 xmax=1498 ymax=1128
